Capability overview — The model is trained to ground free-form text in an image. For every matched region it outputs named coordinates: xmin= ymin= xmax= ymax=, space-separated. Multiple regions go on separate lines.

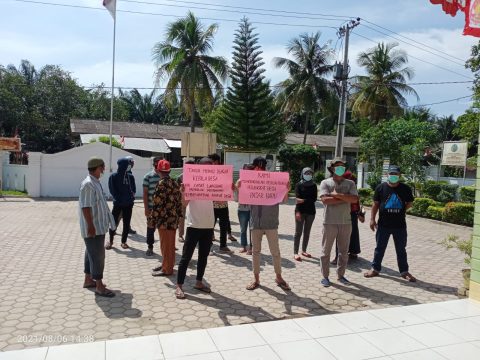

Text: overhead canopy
xmin=164 ymin=139 xmax=182 ymax=148
xmin=80 ymin=134 xmax=171 ymax=153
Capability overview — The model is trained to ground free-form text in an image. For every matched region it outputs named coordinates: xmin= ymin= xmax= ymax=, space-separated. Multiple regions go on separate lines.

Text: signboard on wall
xmin=0 ymin=137 xmax=21 ymax=151
xmin=180 ymin=132 xmax=217 ymax=157
xmin=441 ymin=141 xmax=468 ymax=166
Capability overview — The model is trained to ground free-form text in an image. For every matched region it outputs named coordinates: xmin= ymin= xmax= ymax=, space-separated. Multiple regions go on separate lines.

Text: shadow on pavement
xmin=333 ymin=281 xmax=420 ymax=307
xmin=262 ymin=286 xmax=333 ymax=318
xmin=94 ymin=290 xmax=143 ymax=319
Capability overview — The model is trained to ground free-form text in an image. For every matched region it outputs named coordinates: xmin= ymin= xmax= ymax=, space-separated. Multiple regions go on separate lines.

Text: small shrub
xmin=443 ymin=202 xmax=474 ymax=226
xmin=459 ymin=186 xmax=475 ymax=204
xmin=426 ymin=206 xmax=444 ymax=221
xmin=422 ymin=180 xmax=458 ymax=203
xmin=437 ymin=189 xmax=455 ymax=203
xmin=440 ymin=234 xmax=472 ymax=265
xmin=314 ymin=171 xmax=325 ymax=184
xmin=408 ymin=198 xmax=441 ymax=217
xmin=358 ymin=188 xmax=374 ymax=206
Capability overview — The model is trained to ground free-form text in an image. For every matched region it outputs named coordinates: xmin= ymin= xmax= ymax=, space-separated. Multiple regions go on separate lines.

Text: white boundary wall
xmin=1 ymin=142 xmax=152 ymax=198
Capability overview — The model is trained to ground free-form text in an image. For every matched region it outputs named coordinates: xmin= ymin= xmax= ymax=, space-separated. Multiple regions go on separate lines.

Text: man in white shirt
xmin=79 ymin=157 xmax=116 ymax=297
xmin=175 ymin=157 xmax=215 ymax=299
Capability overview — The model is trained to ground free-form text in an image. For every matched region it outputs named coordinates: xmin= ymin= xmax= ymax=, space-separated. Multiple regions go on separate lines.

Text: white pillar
xmin=27 ymin=152 xmax=42 ymax=197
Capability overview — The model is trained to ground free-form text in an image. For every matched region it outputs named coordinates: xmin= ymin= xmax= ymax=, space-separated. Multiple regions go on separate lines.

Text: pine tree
xmin=216 ymin=17 xmax=286 ymax=151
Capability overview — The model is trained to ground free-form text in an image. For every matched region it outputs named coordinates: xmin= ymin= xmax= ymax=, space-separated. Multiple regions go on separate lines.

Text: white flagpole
xmin=108 ymin=1 xmax=117 ymax=173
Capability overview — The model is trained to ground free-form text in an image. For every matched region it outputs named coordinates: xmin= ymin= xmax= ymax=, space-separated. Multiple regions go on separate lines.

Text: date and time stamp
xmin=17 ymin=334 xmax=95 ymax=344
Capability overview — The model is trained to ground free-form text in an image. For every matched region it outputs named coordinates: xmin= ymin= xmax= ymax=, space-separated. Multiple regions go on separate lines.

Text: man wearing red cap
xmin=149 ymin=159 xmax=183 ymax=276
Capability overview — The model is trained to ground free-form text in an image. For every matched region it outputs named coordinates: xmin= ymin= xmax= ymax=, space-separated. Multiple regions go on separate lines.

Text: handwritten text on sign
xmin=183 ymin=164 xmax=233 ymax=201
xmin=238 ymin=170 xmax=289 ymax=205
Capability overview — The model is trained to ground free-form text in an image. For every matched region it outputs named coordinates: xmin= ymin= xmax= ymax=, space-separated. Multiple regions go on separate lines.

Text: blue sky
xmin=1 ymin=0 xmax=478 ymax=118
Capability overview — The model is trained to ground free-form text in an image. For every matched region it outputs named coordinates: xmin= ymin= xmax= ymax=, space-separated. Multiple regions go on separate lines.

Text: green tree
xmin=78 ymin=84 xmax=129 ymax=122
xmin=273 ymin=32 xmax=335 ymax=144
xmin=350 ymin=42 xmax=419 ymax=123
xmin=0 ymin=60 xmax=91 ymax=152
xmin=360 ymin=117 xmax=440 ymax=181
xmin=152 ymin=11 xmax=228 ymax=132
xmin=278 ymin=144 xmax=318 ymax=186
xmin=214 ymin=17 xmax=286 ymax=151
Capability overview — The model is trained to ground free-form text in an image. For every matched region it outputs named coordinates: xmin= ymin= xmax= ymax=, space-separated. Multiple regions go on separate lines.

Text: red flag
xmin=464 ymin=0 xmax=480 ymax=37
xmin=430 ymin=0 xmax=464 ymax=16
xmin=103 ymin=0 xmax=116 ymax=20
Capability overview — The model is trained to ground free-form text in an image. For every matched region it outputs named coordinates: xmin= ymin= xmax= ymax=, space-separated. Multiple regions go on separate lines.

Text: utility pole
xmin=334 ymin=18 xmax=360 ymax=159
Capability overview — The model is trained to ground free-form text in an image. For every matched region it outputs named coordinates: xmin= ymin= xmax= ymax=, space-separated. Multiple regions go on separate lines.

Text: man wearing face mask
xmin=319 ymin=158 xmax=359 ymax=287
xmin=364 ymin=165 xmax=416 ymax=282
xmin=107 ymin=157 xmax=136 ymax=250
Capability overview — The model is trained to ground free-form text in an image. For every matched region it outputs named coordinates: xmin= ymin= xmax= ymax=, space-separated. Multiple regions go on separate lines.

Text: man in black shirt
xmin=364 ymin=165 xmax=416 ymax=282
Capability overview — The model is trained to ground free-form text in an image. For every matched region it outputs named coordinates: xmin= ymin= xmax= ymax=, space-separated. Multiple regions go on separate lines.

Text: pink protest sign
xmin=183 ymin=164 xmax=233 ymax=201
xmin=238 ymin=170 xmax=290 ymax=205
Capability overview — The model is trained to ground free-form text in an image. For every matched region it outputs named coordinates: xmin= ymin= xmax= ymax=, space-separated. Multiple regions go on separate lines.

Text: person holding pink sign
xmin=241 ymin=157 xmax=291 ymax=291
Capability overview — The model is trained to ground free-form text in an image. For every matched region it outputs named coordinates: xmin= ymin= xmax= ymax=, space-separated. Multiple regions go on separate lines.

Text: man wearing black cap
xmin=365 ymin=165 xmax=416 ymax=282
xmin=79 ymin=157 xmax=116 ymax=297
xmin=319 ymin=157 xmax=359 ymax=287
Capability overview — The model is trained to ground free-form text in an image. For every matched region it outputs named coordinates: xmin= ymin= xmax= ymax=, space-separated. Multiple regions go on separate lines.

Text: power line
xmin=349 ymin=94 xmax=472 ymax=110
xmin=122 ymin=0 xmax=349 ymax=22
xmin=10 ymin=0 xmax=338 ymax=29
xmin=359 ymin=23 xmax=466 ymax=68
xmin=137 ymin=0 xmax=352 ymax=19
xmin=351 ymin=32 xmax=474 ymax=81
xmin=360 ymin=18 xmax=466 ymax=63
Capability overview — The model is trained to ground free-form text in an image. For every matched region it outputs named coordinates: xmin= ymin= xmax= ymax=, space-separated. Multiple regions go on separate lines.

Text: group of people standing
xmin=79 ymin=153 xmax=417 ymax=299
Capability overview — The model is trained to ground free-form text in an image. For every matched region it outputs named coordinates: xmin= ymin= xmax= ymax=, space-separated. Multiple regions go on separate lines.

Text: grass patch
xmin=1 ymin=190 xmax=29 ymax=197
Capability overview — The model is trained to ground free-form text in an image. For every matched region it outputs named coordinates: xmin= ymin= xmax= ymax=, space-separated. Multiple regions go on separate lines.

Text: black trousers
xmin=177 ymin=227 xmax=213 ymax=285
xmin=109 ymin=203 xmax=133 ymax=243
xmin=213 ymin=207 xmax=229 ymax=247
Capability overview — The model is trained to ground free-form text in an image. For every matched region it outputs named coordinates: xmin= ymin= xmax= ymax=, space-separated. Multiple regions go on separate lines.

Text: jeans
xmin=84 ymin=235 xmax=106 ymax=280
xmin=214 ymin=207 xmax=229 ymax=247
xmin=293 ymin=213 xmax=315 ymax=254
xmin=146 ymin=226 xmax=155 ymax=248
xmin=177 ymin=227 xmax=213 ymax=285
xmin=109 ymin=203 xmax=133 ymax=243
xmin=237 ymin=210 xmax=251 ymax=247
xmin=372 ymin=226 xmax=409 ymax=274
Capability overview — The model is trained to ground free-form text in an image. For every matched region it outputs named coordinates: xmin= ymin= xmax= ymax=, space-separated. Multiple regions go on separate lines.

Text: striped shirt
xmin=79 ymin=174 xmax=111 ymax=238
xmin=143 ymin=170 xmax=160 ymax=209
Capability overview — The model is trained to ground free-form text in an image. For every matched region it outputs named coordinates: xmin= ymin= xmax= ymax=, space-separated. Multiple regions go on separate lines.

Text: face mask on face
xmin=334 ymin=166 xmax=346 ymax=176
xmin=303 ymin=174 xmax=313 ymax=182
xmin=388 ymin=174 xmax=400 ymax=183
xmin=127 ymin=164 xmax=132 ymax=172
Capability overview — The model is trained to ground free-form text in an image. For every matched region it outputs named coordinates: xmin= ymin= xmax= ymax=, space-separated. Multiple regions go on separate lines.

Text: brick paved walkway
xmin=0 ymin=197 xmax=472 ymax=351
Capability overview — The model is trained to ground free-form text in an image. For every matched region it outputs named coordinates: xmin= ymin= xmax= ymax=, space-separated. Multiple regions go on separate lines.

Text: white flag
xmin=103 ymin=0 xmax=116 ymax=20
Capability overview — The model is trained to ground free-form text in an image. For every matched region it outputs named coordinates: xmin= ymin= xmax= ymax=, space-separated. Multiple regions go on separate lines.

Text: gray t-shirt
xmin=319 ymin=178 xmax=358 ymax=225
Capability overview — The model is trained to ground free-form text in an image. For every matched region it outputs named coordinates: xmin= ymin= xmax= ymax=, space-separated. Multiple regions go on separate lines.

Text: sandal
xmin=105 ymin=242 xmax=113 ymax=250
xmin=152 ymin=265 xmax=163 ymax=272
xmin=276 ymin=280 xmax=291 ymax=291
xmin=246 ymin=281 xmax=260 ymax=290
xmin=401 ymin=272 xmax=417 ymax=282
xmin=301 ymin=252 xmax=312 ymax=258
xmin=239 ymin=248 xmax=247 ymax=253
xmin=364 ymin=269 xmax=380 ymax=278
xmin=294 ymin=255 xmax=302 ymax=261
xmin=194 ymin=285 xmax=212 ymax=293
xmin=175 ymin=288 xmax=185 ymax=299
xmin=121 ymin=243 xmax=129 ymax=249
xmin=83 ymin=282 xmax=96 ymax=289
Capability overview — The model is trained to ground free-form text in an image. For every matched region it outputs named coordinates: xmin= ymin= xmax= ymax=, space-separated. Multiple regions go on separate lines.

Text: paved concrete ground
xmin=0 ymin=197 xmax=473 ymax=352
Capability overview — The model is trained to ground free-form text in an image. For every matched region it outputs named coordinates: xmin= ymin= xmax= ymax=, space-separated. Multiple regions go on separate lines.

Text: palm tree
xmin=152 ymin=11 xmax=228 ymax=132
xmin=273 ymin=32 xmax=334 ymax=144
xmin=350 ymin=42 xmax=419 ymax=123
